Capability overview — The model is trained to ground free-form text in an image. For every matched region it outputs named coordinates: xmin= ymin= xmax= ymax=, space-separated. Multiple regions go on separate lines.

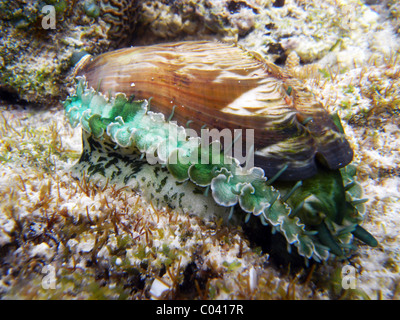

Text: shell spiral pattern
xmin=64 ymin=41 xmax=378 ymax=262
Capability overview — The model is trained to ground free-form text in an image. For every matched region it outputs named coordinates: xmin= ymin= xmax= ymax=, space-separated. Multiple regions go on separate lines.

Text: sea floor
xmin=1 ymin=0 xmax=400 ymax=300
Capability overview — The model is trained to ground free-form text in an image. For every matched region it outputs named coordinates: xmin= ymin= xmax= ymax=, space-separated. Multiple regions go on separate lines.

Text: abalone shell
xmin=74 ymin=41 xmax=353 ymax=180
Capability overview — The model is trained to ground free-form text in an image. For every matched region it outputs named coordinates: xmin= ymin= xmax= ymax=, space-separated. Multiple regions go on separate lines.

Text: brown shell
xmin=75 ymin=41 xmax=353 ymax=180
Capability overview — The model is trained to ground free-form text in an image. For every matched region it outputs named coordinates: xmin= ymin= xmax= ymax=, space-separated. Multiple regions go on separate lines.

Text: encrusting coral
xmin=135 ymin=0 xmax=266 ymax=44
xmin=0 ymin=0 xmax=141 ymax=105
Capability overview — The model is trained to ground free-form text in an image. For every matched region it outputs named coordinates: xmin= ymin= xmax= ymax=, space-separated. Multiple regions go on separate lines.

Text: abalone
xmin=65 ymin=41 xmax=377 ymax=261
